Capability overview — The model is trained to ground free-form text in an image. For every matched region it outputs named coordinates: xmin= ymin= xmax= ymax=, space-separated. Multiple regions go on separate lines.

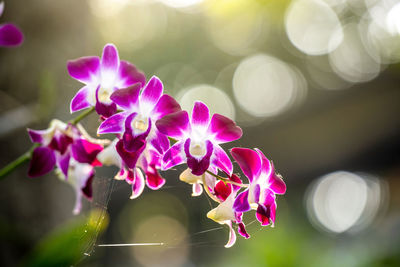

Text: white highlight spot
xmin=178 ymin=84 xmax=235 ymax=120
xmin=233 ymin=54 xmax=307 ymax=118
xmin=307 ymin=171 xmax=387 ymax=234
xmin=285 ymin=0 xmax=343 ymax=55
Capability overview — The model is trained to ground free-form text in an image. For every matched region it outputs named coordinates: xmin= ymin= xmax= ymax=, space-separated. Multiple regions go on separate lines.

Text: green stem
xmin=69 ymin=107 xmax=95 ymax=125
xmin=0 ymin=143 xmax=39 ymax=180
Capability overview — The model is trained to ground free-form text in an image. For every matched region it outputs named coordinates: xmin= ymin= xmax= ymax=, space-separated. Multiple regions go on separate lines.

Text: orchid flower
xmin=156 ymin=101 xmax=242 ymax=176
xmin=207 ymin=174 xmax=250 ymax=248
xmin=0 ymin=2 xmax=24 ymax=47
xmin=230 ymin=147 xmax=286 ymax=227
xmin=28 ymin=120 xmax=104 ymax=214
xmin=56 ymin=158 xmax=95 ymax=215
xmin=97 ymin=76 xmax=180 ymax=171
xmin=67 ymin=43 xmax=146 ymax=117
xmin=97 ymin=137 xmax=167 ymax=197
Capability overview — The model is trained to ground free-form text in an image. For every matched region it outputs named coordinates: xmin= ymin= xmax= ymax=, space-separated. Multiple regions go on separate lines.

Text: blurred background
xmin=1 ymin=0 xmax=400 ymax=266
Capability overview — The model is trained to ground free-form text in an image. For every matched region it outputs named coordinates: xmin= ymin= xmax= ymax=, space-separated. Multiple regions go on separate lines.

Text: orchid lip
xmin=189 ymin=141 xmax=206 ymax=157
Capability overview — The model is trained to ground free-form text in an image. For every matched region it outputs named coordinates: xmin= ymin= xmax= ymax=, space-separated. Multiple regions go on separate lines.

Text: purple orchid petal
xmin=233 ymin=189 xmax=251 ymax=212
xmin=152 ymin=94 xmax=181 ymax=120
xmin=225 ymin=220 xmax=237 ymax=248
xmin=269 ymin=172 xmax=286 ymax=195
xmin=162 ymin=141 xmax=184 ymax=170
xmin=67 ymin=56 xmax=100 ymax=84
xmin=116 ymin=139 xmax=145 ymax=169
xmin=230 ymin=147 xmax=262 ymax=183
xmin=28 ymin=147 xmax=56 ymax=177
xmin=27 ymin=128 xmax=50 ymax=145
xmin=253 ymin=183 xmax=261 ymax=204
xmin=0 ymin=23 xmax=24 ymax=47
xmin=70 ymin=86 xmax=91 ymax=113
xmin=110 ymin=83 xmax=141 ymax=110
xmin=98 ymin=111 xmax=128 ymax=135
xmin=212 ymin=145 xmax=233 ymax=175
xmin=56 ymin=152 xmax=70 ymax=178
xmin=214 ymin=180 xmax=232 ymax=202
xmin=156 ymin=110 xmax=190 ymax=139
xmin=185 ymin=139 xmax=213 ymax=176
xmin=256 ymin=203 xmax=271 ymax=226
xmin=95 ymin=86 xmax=117 ymax=117
xmin=254 ymin=148 xmax=286 ymax=194
xmin=149 ymin=130 xmax=170 ymax=155
xmin=131 ymin=168 xmax=145 ymax=199
xmin=48 ymin=131 xmax=73 ymax=155
xmin=123 ymin=115 xmax=151 ymax=152
xmin=208 ymin=114 xmax=242 ymax=144
xmin=237 ymin=222 xmax=250 ymax=239
xmin=82 ymin=172 xmax=94 ymax=199
xmin=229 ymin=173 xmax=243 ymax=193
xmin=71 ymin=138 xmax=103 ymax=166
xmin=145 ymin=165 xmax=165 ymax=190
xmin=116 ymin=60 xmax=146 ymax=88
xmin=100 ymin=43 xmax=119 ymax=77
xmin=140 ymin=76 xmax=163 ymax=113
xmin=191 ymin=101 xmax=210 ymax=128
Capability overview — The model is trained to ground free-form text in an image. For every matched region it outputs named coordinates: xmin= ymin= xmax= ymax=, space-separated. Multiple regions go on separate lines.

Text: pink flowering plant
xmin=0 ymin=43 xmax=286 ymax=248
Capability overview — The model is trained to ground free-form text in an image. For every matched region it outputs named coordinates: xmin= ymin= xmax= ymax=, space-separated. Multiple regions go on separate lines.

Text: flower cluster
xmin=26 ymin=44 xmax=286 ymax=247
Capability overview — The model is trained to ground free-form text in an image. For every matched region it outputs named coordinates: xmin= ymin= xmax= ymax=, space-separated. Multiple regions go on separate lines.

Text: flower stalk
xmin=0 ymin=143 xmax=39 ymax=179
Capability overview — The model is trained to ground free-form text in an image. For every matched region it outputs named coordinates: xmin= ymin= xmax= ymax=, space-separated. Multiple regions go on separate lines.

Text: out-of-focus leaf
xmin=21 ymin=209 xmax=109 ymax=267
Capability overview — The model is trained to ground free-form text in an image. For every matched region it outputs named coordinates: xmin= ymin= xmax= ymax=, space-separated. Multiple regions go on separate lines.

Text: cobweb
xmin=72 ymin=173 xmax=259 ymax=265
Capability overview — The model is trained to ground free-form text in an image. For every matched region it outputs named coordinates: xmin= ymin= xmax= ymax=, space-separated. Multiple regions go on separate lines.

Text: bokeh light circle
xmin=285 ymin=0 xmax=343 ymax=55
xmin=233 ymin=54 xmax=307 ymax=118
xmin=178 ymin=84 xmax=235 ymax=119
xmin=306 ymin=171 xmax=388 ymax=234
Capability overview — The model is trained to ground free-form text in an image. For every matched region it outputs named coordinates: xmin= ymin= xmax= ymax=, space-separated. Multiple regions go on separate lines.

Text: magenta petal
xmin=185 ymin=139 xmax=214 ymax=176
xmin=269 ymin=172 xmax=286 ymax=195
xmin=117 ymin=60 xmax=146 ymax=88
xmin=116 ymin=139 xmax=145 ymax=169
xmin=70 ymin=86 xmax=91 ymax=113
xmin=149 ymin=131 xmax=170 ymax=155
xmin=212 ymin=145 xmax=233 ymax=175
xmin=27 ymin=129 xmax=46 ymax=144
xmin=131 ymin=168 xmax=145 ymax=199
xmin=237 ymin=222 xmax=250 ymax=239
xmin=230 ymin=147 xmax=262 ymax=183
xmin=152 ymin=94 xmax=181 ymax=120
xmin=233 ymin=189 xmax=251 ymax=212
xmin=214 ymin=180 xmax=232 ymax=202
xmin=67 ymin=56 xmax=100 ymax=84
xmin=95 ymin=87 xmax=117 ymax=117
xmin=71 ymin=139 xmax=103 ymax=165
xmin=256 ymin=204 xmax=271 ymax=226
xmin=110 ymin=83 xmax=141 ymax=110
xmin=208 ymin=114 xmax=242 ymax=143
xmin=82 ymin=172 xmax=95 ymax=199
xmin=225 ymin=220 xmax=237 ymax=248
xmin=140 ymin=76 xmax=163 ymax=108
xmin=56 ymin=152 xmax=70 ymax=177
xmin=98 ymin=112 xmax=128 ymax=134
xmin=28 ymin=147 xmax=56 ymax=177
xmin=162 ymin=141 xmax=184 ymax=170
xmin=145 ymin=165 xmax=165 ymax=190
xmin=191 ymin=101 xmax=210 ymax=128
xmin=101 ymin=43 xmax=119 ymax=75
xmin=0 ymin=23 xmax=24 ymax=47
xmin=156 ymin=111 xmax=190 ymax=139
